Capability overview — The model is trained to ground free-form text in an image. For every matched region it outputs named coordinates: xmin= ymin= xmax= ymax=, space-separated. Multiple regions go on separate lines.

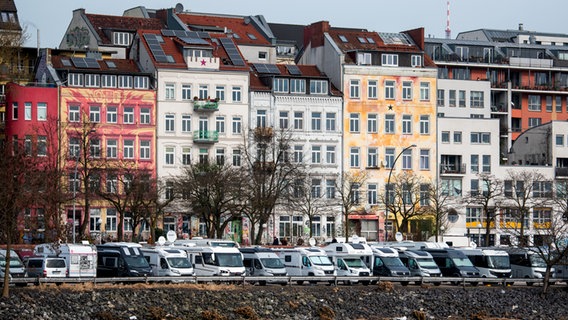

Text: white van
xmin=505 ymin=247 xmax=554 ymax=285
xmin=26 ymin=256 xmax=67 ymax=278
xmin=140 ymin=247 xmax=194 ymax=277
xmin=323 ymin=242 xmax=372 ymax=284
xmin=457 ymin=248 xmax=511 ymax=278
xmin=34 ymin=243 xmax=97 ymax=278
xmin=182 ymin=245 xmax=245 ymax=276
xmin=274 ymin=247 xmax=335 ymax=284
xmin=0 ymin=249 xmax=26 ymax=279
xmin=239 ymin=247 xmax=287 ymax=285
xmin=396 ymin=249 xmax=442 ymax=284
xmin=174 ymin=239 xmax=240 ymax=248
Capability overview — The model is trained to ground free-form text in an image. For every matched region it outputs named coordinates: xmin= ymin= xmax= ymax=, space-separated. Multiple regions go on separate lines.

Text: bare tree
xmin=462 ymin=173 xmax=503 ymax=246
xmin=143 ymin=177 xmax=176 ymax=244
xmin=335 ymin=170 xmax=368 ymax=239
xmin=381 ymin=171 xmax=428 ymax=238
xmin=175 ymin=161 xmax=243 ymax=239
xmin=422 ymin=179 xmax=456 ymax=242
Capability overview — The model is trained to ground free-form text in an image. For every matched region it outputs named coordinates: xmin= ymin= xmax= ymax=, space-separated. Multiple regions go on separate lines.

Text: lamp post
xmin=385 ymin=144 xmax=416 ymax=241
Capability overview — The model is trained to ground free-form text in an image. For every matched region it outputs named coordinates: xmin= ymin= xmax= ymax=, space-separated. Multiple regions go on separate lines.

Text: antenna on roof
xmin=174 ymin=3 xmax=184 ymax=13
xmin=445 ymin=0 xmax=451 ymax=39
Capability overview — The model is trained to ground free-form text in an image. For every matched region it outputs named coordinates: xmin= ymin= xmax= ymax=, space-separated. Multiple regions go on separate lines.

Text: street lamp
xmin=385 ymin=144 xmax=416 ymax=242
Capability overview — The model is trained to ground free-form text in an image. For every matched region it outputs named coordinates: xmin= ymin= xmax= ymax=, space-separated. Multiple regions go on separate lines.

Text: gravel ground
xmin=0 ymin=282 xmax=566 ymax=320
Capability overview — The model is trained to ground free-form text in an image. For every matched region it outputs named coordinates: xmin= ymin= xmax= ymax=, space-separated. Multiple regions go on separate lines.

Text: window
xmin=420 ymin=184 xmax=430 ymax=206
xmin=198 ymin=85 xmax=208 ymax=100
xmin=311 ymin=112 xmax=321 ymax=130
xmin=90 ymin=139 xmax=101 ymax=158
xmin=123 ymin=107 xmax=134 ymax=124
xmin=311 ymin=145 xmax=321 ymax=164
xmin=293 ymin=111 xmax=303 ymax=130
xmin=349 ymin=79 xmax=360 ymax=98
xmin=113 ymin=32 xmax=131 ymax=46
xmin=258 ymin=51 xmax=267 ymax=60
xmin=24 ymin=136 xmax=31 ymax=155
xmin=182 ymin=84 xmax=192 ymax=100
xmin=107 ymin=106 xmax=117 ymax=123
xmin=381 ymin=54 xmax=398 ymax=66
xmin=90 ymin=209 xmax=101 ymax=232
xmin=385 ymin=114 xmax=395 ymax=133
xmin=442 ymin=178 xmax=462 ymax=196
xmin=232 ymin=116 xmax=242 ymax=134
xmin=349 ymin=113 xmax=360 ymax=132
xmin=232 ymin=86 xmax=242 ymax=102
xmin=215 ymin=85 xmax=225 ymax=101
xmin=528 ymin=95 xmax=541 ymax=111
xmin=294 ymin=145 xmax=303 ymax=163
xmin=385 ymin=80 xmax=395 ymax=99
xmin=182 ymin=147 xmax=192 ymax=165
xmin=556 ymin=134 xmax=564 ymax=146
xmin=165 ymin=147 xmax=175 ymax=165
xmin=533 ymin=208 xmax=552 ymax=226
xmin=368 ymin=80 xmax=378 ymax=99
xmin=165 ymin=83 xmax=175 ymax=100
xmin=470 ymin=91 xmax=484 ymax=108
xmin=9 ymin=102 xmax=17 ymax=120
xmin=402 ymin=148 xmax=412 ymax=169
xmin=106 ymin=209 xmax=117 ymax=232
xmin=24 ymin=102 xmax=31 ymax=120
xmin=123 ymin=140 xmax=134 ymax=159
xmin=311 ymin=179 xmax=322 ymax=198
xmin=367 ymin=148 xmax=378 ymax=167
xmin=357 ymin=52 xmax=371 ymax=65
xmin=165 ymin=114 xmax=175 ymax=132
xmin=449 ymin=90 xmax=456 ymax=107
xmin=140 ymin=140 xmax=150 ymax=160
xmin=182 ymin=114 xmax=191 ymax=133
xmin=165 ymin=181 xmax=175 ymax=200
xmin=37 ymin=103 xmax=47 ymax=121
xmin=140 ymin=108 xmax=151 ymax=124
xmin=528 ymin=118 xmax=542 ymax=128
xmin=367 ymin=184 xmax=378 ymax=205
xmin=466 ymin=207 xmax=482 ymax=224
xmin=350 ymin=147 xmax=360 ymax=167
xmin=326 ymin=146 xmax=336 ymax=164
xmin=199 ymin=149 xmax=208 ymax=164
xmin=546 ymin=96 xmax=553 ymax=112
xmin=134 ymin=76 xmax=149 ymax=89
xmin=273 ymin=78 xmax=289 ymax=93
xmin=290 ymin=79 xmax=306 ymax=94
xmin=367 ymin=114 xmax=378 ymax=133
xmin=471 ymin=132 xmax=491 ymax=144
xmin=533 ymin=181 xmax=552 ymax=198
xmin=216 ymin=116 xmax=225 ymax=134
xmin=232 ymin=149 xmax=241 ymax=166
xmin=68 ymin=73 xmax=83 ymax=87
xmin=482 ymin=155 xmax=491 ymax=173
xmin=350 ymin=183 xmax=360 ymax=204
xmin=309 ymin=80 xmax=328 ymax=94
xmin=454 ymin=131 xmax=462 ymax=143
xmin=411 ymin=55 xmax=422 ymax=67
xmin=441 ymin=131 xmax=450 ymax=143
xmin=325 ymin=112 xmax=336 ymax=131
xmin=420 ymin=82 xmax=430 ymax=101
xmin=419 ymin=115 xmax=429 ymax=135
xmin=279 ymin=111 xmax=289 ymax=129
xmin=437 ymin=89 xmax=445 ymax=107
xmin=100 ymin=75 xmax=116 ymax=88
xmin=89 ymin=106 xmax=100 ymax=123
xmin=420 ymin=149 xmax=430 ymax=170
xmin=402 ymin=114 xmax=412 ymax=134
xmin=118 ymin=75 xmax=133 ymax=89
xmin=402 ymin=81 xmax=412 ymax=100
xmin=459 ymin=90 xmax=466 ymax=107
xmin=68 ymin=105 xmax=79 ymax=122
xmin=385 ymin=148 xmax=395 ymax=169
xmin=256 ymin=110 xmax=267 ymax=127
xmin=106 ymin=139 xmax=117 ymax=159
xmin=471 ymin=155 xmax=479 ymax=173
xmin=216 ymin=148 xmax=225 ymax=165
xmin=326 ymin=180 xmax=336 ymax=199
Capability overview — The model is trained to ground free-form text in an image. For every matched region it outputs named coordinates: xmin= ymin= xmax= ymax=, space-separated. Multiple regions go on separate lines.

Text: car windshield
xmin=416 ymin=258 xmax=439 ymax=269
xmin=124 ymin=255 xmax=150 ymax=268
xmin=488 ymin=256 xmax=510 ymax=269
xmin=452 ymin=257 xmax=475 ymax=267
xmin=344 ymin=258 xmax=366 ymax=268
xmin=0 ymin=257 xmax=23 ymax=268
xmin=260 ymin=258 xmax=284 ymax=268
xmin=167 ymin=257 xmax=192 ymax=268
xmin=530 ymin=255 xmax=547 ymax=267
xmin=216 ymin=253 xmax=244 ymax=267
xmin=310 ymin=256 xmax=333 ymax=266
xmin=382 ymin=257 xmax=404 ymax=267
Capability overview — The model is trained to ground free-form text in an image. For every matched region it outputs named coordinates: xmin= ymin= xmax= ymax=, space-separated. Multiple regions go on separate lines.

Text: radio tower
xmin=445 ymin=0 xmax=451 ymax=39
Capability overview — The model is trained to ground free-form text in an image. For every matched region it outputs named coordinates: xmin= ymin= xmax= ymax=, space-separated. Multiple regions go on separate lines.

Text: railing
xmin=193 ymin=100 xmax=219 ymax=111
xmin=440 ymin=163 xmax=467 ymax=174
xmin=193 ymin=130 xmax=219 ymax=143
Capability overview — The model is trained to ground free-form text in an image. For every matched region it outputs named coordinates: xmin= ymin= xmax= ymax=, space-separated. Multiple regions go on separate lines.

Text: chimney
xmin=519 ymin=23 xmax=524 ymax=31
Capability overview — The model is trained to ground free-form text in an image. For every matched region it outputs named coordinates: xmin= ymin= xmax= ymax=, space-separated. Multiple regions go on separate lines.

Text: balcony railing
xmin=440 ymin=163 xmax=466 ymax=175
xmin=193 ymin=99 xmax=219 ymax=112
xmin=555 ymin=167 xmax=568 ymax=178
xmin=193 ymin=130 xmax=219 ymax=143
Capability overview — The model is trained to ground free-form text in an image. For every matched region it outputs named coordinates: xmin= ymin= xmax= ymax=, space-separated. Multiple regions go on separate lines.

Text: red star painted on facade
xmin=201 ymin=59 xmax=207 ymax=66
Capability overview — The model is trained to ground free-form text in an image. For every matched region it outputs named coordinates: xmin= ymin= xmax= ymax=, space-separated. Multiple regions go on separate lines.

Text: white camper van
xmin=457 ymin=248 xmax=511 ymax=278
xmin=182 ymin=245 xmax=245 ymax=276
xmin=239 ymin=247 xmax=287 ymax=285
xmin=0 ymin=249 xmax=26 ymax=280
xmin=174 ymin=239 xmax=240 ymax=248
xmin=141 ymin=247 xmax=194 ymax=277
xmin=274 ymin=247 xmax=335 ymax=284
xmin=34 ymin=243 xmax=97 ymax=278
xmin=323 ymin=242 xmax=372 ymax=284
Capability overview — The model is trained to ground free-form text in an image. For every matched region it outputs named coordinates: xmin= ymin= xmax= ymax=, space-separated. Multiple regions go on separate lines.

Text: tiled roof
xmin=51 ymin=55 xmax=142 ymax=73
xmin=174 ymin=12 xmax=272 ymax=46
xmin=328 ymin=29 xmax=422 ymax=53
xmin=250 ymin=64 xmax=342 ymax=96
xmin=85 ymin=13 xmax=165 ymax=44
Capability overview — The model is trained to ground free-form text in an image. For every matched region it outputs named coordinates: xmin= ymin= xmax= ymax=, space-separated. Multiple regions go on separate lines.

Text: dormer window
xmin=185 ymin=48 xmax=213 ymax=58
xmin=113 ymin=32 xmax=132 ymax=46
xmin=411 ymin=55 xmax=422 ymax=67
xmin=381 ymin=54 xmax=398 ymax=67
xmin=357 ymin=53 xmax=372 ymax=65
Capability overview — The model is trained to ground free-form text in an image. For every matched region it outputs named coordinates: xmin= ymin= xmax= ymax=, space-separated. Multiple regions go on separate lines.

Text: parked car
xmin=26 ymin=256 xmax=67 ymax=278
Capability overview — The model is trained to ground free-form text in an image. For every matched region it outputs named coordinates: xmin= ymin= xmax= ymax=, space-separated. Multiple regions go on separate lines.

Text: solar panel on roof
xmin=286 ymin=64 xmax=301 ymax=75
xmin=71 ymin=57 xmax=99 ymax=69
xmin=61 ymin=59 xmax=72 ymax=67
xmin=220 ymin=38 xmax=245 ymax=66
xmin=197 ymin=32 xmax=210 ymax=39
xmin=178 ymin=36 xmax=209 ymax=45
xmin=144 ymin=34 xmax=170 ymax=63
xmin=253 ymin=63 xmax=280 ymax=75
xmin=161 ymin=29 xmax=175 ymax=37
xmin=106 ymin=61 xmax=116 ymax=68
xmin=71 ymin=57 xmax=87 ymax=68
xmin=84 ymin=58 xmax=100 ymax=68
xmin=265 ymin=64 xmax=280 ymax=74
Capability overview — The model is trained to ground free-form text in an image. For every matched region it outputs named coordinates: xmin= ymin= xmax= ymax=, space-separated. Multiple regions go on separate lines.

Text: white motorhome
xmin=274 ymin=247 xmax=335 ymax=284
xmin=34 ymin=243 xmax=97 ymax=278
xmin=0 ymin=249 xmax=26 ymax=279
xmin=239 ymin=247 xmax=287 ymax=285
xmin=174 ymin=239 xmax=240 ymax=248
xmin=182 ymin=246 xmax=245 ymax=276
xmin=323 ymin=242 xmax=372 ymax=284
xmin=140 ymin=247 xmax=194 ymax=277
xmin=457 ymin=248 xmax=511 ymax=278
xmin=396 ymin=248 xmax=442 ymax=284
xmin=505 ymin=247 xmax=554 ymax=285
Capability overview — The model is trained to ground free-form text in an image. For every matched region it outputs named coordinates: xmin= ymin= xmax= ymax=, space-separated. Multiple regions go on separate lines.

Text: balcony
xmin=556 ymin=167 xmax=568 ymax=178
xmin=440 ymin=163 xmax=466 ymax=175
xmin=193 ymin=99 xmax=219 ymax=112
xmin=193 ymin=130 xmax=219 ymax=143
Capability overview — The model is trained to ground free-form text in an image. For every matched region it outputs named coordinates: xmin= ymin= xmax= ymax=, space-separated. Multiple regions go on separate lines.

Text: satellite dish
xmin=166 ymin=230 xmax=177 ymax=243
xmin=395 ymin=232 xmax=403 ymax=242
xmin=174 ymin=3 xmax=184 ymax=13
xmin=471 ymin=241 xmax=477 ymax=249
xmin=157 ymin=236 xmax=166 ymax=246
xmin=352 ymin=235 xmax=360 ymax=244
xmin=309 ymin=238 xmax=316 ymax=246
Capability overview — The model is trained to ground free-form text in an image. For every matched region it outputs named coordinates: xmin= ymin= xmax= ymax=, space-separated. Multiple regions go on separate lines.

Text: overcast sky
xmin=17 ymin=0 xmax=568 ymax=48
